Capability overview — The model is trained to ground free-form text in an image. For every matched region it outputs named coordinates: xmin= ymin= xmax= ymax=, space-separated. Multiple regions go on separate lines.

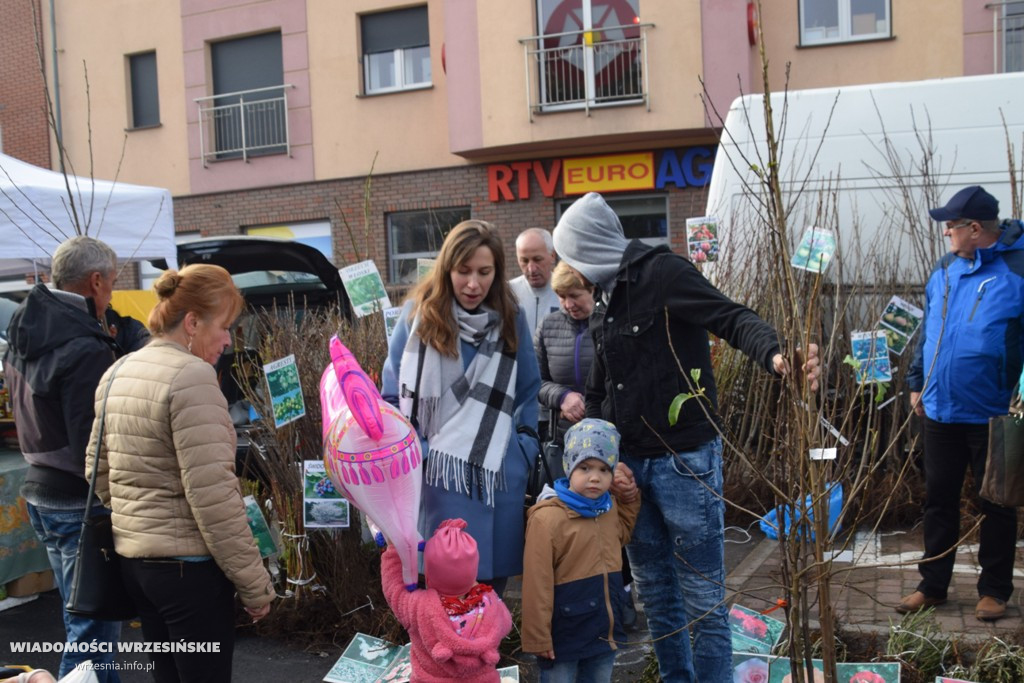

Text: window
xmin=247 ymin=221 xmax=333 ymax=262
xmin=361 ymin=6 xmax=431 ymax=94
xmin=208 ymin=32 xmax=286 ymax=159
xmin=387 ymin=207 xmax=470 ymax=283
xmin=799 ymin=0 xmax=890 ymax=46
xmin=557 ymin=194 xmax=667 ymax=246
xmin=535 ymin=0 xmax=643 ymax=109
xmin=128 ymin=51 xmax=160 ymax=128
xmin=1003 ymin=2 xmax=1024 ymax=73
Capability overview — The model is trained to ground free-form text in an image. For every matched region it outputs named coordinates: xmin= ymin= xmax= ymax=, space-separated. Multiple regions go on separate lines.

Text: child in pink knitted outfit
xmin=380 ymin=518 xmax=513 ymax=683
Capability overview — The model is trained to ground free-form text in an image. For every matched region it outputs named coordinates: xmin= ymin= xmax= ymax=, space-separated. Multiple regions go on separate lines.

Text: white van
xmin=704 ymin=72 xmax=1024 ymax=291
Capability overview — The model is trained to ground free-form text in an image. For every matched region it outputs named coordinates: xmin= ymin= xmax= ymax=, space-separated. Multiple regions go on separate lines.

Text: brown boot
xmin=895 ymin=591 xmax=946 ymax=614
xmin=976 ymin=595 xmax=1007 ymax=622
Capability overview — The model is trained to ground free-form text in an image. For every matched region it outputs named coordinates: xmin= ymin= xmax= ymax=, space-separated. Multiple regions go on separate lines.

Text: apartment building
xmin=1 ymin=0 xmax=1021 ymax=284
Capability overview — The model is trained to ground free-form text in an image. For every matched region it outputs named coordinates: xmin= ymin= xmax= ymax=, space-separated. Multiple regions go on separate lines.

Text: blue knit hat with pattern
xmin=562 ymin=418 xmax=620 ymax=475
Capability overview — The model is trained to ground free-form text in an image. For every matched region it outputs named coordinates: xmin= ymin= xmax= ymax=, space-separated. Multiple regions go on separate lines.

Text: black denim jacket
xmin=585 ymin=241 xmax=781 ymax=457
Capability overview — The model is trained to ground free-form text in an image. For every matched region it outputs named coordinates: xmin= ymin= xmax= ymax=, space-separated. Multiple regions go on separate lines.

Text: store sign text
xmin=487 ymin=146 xmax=715 ymax=202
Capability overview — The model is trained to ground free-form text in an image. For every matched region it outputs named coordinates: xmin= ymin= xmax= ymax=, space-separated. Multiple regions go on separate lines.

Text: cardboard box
xmin=6 ymin=569 xmax=54 ymax=597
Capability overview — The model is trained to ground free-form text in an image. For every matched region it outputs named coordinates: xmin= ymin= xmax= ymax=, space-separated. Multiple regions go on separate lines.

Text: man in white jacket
xmin=509 ymin=228 xmax=559 ymax=336
xmin=509 ymin=228 xmax=559 ymax=440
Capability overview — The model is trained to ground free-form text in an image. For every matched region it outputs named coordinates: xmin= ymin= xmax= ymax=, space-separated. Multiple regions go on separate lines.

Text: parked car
xmin=167 ymin=236 xmax=354 ymax=477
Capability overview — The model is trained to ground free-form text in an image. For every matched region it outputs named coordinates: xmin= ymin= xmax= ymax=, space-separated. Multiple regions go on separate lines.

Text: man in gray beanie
xmin=553 ymin=192 xmax=819 ymax=683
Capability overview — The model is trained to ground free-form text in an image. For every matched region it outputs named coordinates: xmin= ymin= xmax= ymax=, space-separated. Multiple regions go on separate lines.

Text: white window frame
xmin=799 ymin=0 xmax=891 ymax=46
xmin=364 ymin=45 xmax=431 ymax=95
xmin=387 ymin=207 xmax=470 ymax=283
xmin=361 ymin=8 xmax=431 ymax=95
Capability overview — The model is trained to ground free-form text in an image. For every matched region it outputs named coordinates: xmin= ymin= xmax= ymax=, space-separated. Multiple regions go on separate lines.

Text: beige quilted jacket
xmin=85 ymin=339 xmax=274 ymax=608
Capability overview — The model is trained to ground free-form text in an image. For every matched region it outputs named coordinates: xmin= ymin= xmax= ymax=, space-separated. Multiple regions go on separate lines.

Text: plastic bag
xmin=760 ymin=482 xmax=843 ymax=541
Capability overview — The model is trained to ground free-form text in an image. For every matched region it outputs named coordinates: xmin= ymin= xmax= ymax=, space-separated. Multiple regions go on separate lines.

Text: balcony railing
xmin=986 ymin=1 xmax=1024 ymax=73
xmin=196 ymin=84 xmax=294 ymax=167
xmin=519 ymin=23 xmax=654 ymax=121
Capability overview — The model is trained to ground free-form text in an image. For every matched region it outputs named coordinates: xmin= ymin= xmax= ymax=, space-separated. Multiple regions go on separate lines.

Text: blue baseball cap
xmin=928 ymin=186 xmax=999 ymax=222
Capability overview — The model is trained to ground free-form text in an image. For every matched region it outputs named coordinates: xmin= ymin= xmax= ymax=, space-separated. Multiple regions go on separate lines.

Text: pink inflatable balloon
xmin=320 ymin=336 xmax=423 ymax=589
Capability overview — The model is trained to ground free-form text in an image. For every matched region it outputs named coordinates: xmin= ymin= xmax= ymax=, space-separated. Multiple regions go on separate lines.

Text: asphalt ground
xmin=0 ymin=530 xmax=798 ymax=682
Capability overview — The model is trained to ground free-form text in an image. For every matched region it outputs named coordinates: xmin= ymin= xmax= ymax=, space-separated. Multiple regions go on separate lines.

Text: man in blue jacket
xmin=902 ymin=185 xmax=1024 ymax=622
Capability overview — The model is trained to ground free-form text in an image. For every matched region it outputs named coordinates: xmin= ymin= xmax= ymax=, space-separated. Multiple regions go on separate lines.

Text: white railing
xmin=519 ymin=23 xmax=653 ymax=121
xmin=986 ymin=1 xmax=1024 ymax=73
xmin=195 ymin=84 xmax=294 ymax=166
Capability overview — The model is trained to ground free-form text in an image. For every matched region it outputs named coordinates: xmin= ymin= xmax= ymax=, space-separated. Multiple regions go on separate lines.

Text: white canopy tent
xmin=0 ymin=153 xmax=177 ymax=279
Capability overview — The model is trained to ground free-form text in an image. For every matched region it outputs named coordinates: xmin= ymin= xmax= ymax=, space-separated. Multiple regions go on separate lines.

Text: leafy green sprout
xmin=668 ymin=368 xmax=708 ymax=426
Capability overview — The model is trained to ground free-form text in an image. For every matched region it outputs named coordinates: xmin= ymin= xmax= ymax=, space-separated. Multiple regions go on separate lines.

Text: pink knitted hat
xmin=423 ymin=518 xmax=479 ymax=597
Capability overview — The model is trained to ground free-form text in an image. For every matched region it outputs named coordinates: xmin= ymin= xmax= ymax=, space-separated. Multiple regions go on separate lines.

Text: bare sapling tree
xmin=688 ymin=1 xmax=1004 ymax=680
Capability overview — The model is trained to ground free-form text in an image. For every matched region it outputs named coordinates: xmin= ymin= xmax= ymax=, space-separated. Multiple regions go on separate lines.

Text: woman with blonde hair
xmin=86 ymin=264 xmax=275 ymax=683
xmin=382 ymin=220 xmax=541 ymax=594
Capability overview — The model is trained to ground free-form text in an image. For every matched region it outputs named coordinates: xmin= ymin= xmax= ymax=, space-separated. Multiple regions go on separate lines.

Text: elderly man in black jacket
xmin=553 ymin=192 xmax=818 ymax=683
xmin=4 ymin=236 xmax=124 ymax=681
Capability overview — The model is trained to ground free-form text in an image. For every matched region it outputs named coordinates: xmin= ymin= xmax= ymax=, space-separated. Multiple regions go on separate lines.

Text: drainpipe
xmin=49 ymin=0 xmax=63 ymax=171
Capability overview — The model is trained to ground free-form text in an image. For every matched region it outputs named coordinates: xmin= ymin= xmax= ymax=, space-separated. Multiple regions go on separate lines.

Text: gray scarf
xmin=398 ymin=303 xmax=517 ymax=505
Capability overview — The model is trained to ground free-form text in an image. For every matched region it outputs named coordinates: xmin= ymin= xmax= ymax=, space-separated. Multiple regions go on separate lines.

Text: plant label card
xmin=686 ymin=216 xmax=719 ymax=264
xmin=304 ymin=460 xmax=350 ymax=529
xmin=731 ymin=653 xmax=776 ymax=682
xmin=850 ymin=330 xmax=893 ymax=383
xmin=243 ymin=495 xmax=278 ymax=558
xmin=497 ymin=666 xmax=520 ymax=682
xmin=809 ymin=447 xmax=837 ymax=461
xmin=264 ymin=354 xmax=306 ymax=428
xmin=729 ymin=604 xmax=785 ymax=654
xmin=740 ymin=655 xmax=901 ymax=683
xmin=416 ymin=258 xmax=436 ymax=282
xmin=877 ymin=295 xmax=924 ymax=356
xmin=341 ymin=260 xmax=392 ymax=318
xmin=791 ymin=226 xmax=837 ymax=274
xmin=936 ymin=678 xmax=980 ymax=683
xmin=383 ymin=306 xmax=402 ymax=342
xmin=323 ymin=633 xmax=403 ymax=683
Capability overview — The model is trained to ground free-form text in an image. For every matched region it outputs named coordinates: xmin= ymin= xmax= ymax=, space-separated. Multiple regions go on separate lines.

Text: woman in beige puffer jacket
xmin=86 ymin=264 xmax=274 ymax=683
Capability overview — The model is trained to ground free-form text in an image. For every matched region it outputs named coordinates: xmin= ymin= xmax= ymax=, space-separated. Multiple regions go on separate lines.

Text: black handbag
xmin=980 ymin=385 xmax=1024 ymax=508
xmin=66 ymin=360 xmax=137 ymax=621
xmin=525 ymin=411 xmax=567 ymax=504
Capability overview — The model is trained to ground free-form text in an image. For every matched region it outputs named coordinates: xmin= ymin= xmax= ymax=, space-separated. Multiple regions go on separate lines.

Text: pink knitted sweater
xmin=380 ymin=546 xmax=512 ymax=682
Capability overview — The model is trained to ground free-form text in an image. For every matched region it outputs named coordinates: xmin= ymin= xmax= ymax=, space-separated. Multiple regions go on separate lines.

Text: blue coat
xmin=382 ymin=303 xmax=541 ymax=580
xmin=908 ymin=219 xmax=1024 ymax=423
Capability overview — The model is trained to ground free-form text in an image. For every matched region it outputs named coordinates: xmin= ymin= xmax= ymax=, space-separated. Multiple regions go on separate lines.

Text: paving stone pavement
xmin=726 ymin=526 xmax=1024 ymax=641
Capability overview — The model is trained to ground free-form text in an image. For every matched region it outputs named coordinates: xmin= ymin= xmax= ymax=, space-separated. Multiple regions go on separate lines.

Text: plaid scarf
xmin=399 ymin=303 xmax=517 ymax=506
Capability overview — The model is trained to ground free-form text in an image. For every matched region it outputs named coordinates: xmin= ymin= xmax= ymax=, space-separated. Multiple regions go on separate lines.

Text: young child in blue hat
xmin=520 ymin=418 xmax=641 ymax=682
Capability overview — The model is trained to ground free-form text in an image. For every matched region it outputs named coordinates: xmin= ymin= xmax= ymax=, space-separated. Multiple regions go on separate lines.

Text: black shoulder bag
xmin=66 ymin=360 xmax=137 ymax=621
xmin=980 ymin=384 xmax=1024 ymax=507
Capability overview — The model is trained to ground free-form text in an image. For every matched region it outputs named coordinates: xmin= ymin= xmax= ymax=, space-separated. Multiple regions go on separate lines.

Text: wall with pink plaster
xmin=700 ymin=0 xmax=753 ymax=128
xmin=962 ymin=0 xmax=997 ymax=75
xmin=182 ymin=0 xmax=314 ymax=195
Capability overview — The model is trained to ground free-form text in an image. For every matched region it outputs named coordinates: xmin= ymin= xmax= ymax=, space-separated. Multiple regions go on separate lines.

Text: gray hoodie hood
xmin=552 ymin=192 xmax=629 ymax=293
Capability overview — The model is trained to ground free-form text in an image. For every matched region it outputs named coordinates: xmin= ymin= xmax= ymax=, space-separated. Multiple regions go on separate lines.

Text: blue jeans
xmin=623 ymin=437 xmax=730 ymax=683
xmin=539 ymin=650 xmax=617 ymax=683
xmin=27 ymin=503 xmax=122 ymax=682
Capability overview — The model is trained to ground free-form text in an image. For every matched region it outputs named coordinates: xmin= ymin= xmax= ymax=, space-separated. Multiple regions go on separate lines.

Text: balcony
xmin=519 ymin=23 xmax=653 ymax=122
xmin=987 ymin=1 xmax=1024 ymax=73
xmin=196 ymin=85 xmax=295 ymax=166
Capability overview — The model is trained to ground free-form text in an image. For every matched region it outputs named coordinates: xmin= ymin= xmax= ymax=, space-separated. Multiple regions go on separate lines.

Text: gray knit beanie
xmin=552 ymin=192 xmax=629 ymax=293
